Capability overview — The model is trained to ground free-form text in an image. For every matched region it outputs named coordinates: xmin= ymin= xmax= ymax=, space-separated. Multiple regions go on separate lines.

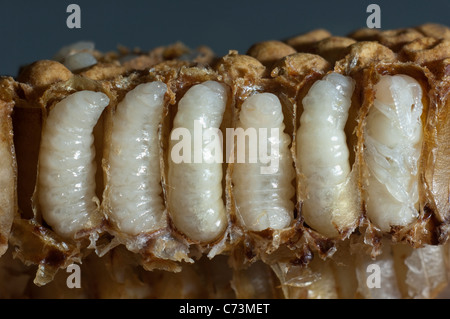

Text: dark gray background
xmin=1 ymin=0 xmax=449 ymax=77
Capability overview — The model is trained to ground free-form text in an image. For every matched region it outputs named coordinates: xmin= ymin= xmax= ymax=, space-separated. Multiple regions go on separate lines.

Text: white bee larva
xmin=38 ymin=91 xmax=109 ymax=239
xmin=296 ymin=72 xmax=356 ymax=238
xmin=107 ymin=82 xmax=167 ymax=235
xmin=232 ymin=93 xmax=295 ymax=231
xmin=364 ymin=74 xmax=423 ymax=232
xmin=168 ymin=81 xmax=228 ymax=243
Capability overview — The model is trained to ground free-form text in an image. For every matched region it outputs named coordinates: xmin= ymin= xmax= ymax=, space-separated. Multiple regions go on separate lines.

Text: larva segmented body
xmin=37 ymin=91 xmax=109 ymax=239
xmin=232 ymin=93 xmax=295 ymax=231
xmin=364 ymin=75 xmax=424 ymax=232
xmin=296 ymin=72 xmax=357 ymax=238
xmin=168 ymin=81 xmax=228 ymax=243
xmin=107 ymin=82 xmax=167 ymax=236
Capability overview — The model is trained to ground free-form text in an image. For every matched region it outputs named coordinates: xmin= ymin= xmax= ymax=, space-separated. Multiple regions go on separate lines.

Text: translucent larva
xmin=296 ymin=72 xmax=356 ymax=238
xmin=38 ymin=91 xmax=109 ymax=239
xmin=168 ymin=81 xmax=228 ymax=243
xmin=364 ymin=74 xmax=423 ymax=231
xmin=107 ymin=82 xmax=167 ymax=235
xmin=232 ymin=93 xmax=295 ymax=231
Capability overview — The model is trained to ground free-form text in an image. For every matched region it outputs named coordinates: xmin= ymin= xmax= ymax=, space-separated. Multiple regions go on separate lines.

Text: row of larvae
xmin=27 ymin=58 xmax=440 ymax=262
xmin=33 ymin=75 xmax=296 ymax=250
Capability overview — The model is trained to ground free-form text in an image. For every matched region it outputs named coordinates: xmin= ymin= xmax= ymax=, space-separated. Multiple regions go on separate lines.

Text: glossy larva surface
xmin=296 ymin=72 xmax=355 ymax=237
xmin=107 ymin=82 xmax=167 ymax=235
xmin=232 ymin=93 xmax=295 ymax=231
xmin=168 ymin=81 xmax=228 ymax=243
xmin=38 ymin=91 xmax=109 ymax=238
xmin=364 ymin=75 xmax=423 ymax=231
